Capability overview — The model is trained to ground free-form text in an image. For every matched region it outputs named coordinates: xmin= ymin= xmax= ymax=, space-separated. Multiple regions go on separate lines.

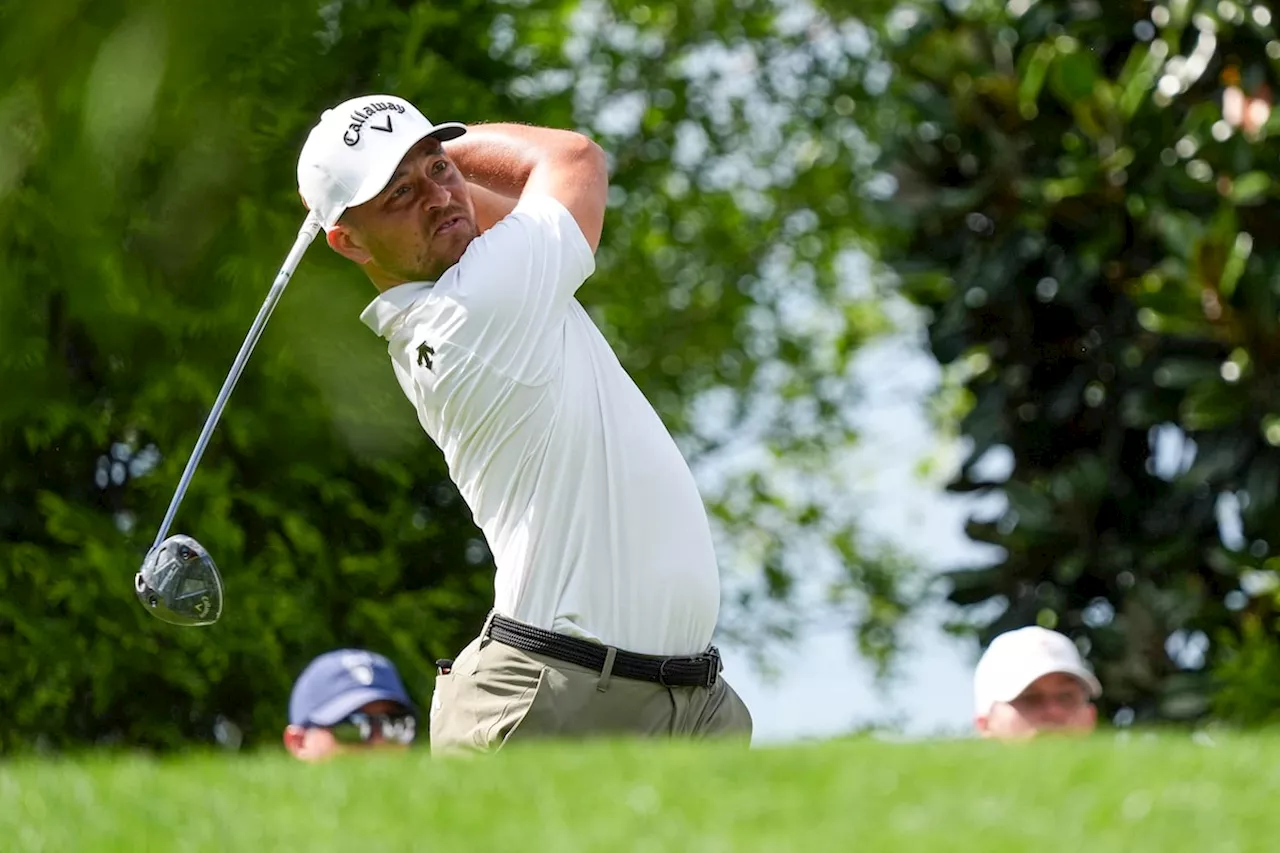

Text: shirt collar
xmin=359 ymin=281 xmax=433 ymax=339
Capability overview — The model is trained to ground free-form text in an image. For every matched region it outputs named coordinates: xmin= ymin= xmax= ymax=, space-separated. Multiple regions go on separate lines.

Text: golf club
xmin=135 ymin=211 xmax=324 ymax=627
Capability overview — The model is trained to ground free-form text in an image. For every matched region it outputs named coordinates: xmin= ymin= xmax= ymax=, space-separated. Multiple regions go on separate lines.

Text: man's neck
xmin=365 ymin=263 xmax=413 ymax=293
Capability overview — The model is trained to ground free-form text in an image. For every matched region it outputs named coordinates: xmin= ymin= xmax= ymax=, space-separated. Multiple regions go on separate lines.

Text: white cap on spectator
xmin=974 ymin=626 xmax=1102 ymax=715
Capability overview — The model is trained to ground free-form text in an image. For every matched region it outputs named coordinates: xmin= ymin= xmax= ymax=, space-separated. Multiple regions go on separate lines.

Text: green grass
xmin=3 ymin=732 xmax=1279 ymax=852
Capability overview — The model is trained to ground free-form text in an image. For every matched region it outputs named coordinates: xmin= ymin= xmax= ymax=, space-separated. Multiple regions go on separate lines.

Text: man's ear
xmin=326 ymin=225 xmax=373 ymax=265
xmin=975 ymin=715 xmax=991 ymax=737
xmin=283 ymin=725 xmax=308 ymax=757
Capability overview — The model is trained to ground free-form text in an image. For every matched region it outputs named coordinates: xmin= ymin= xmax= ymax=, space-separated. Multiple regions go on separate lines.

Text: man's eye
xmin=432 ymin=160 xmax=448 ymax=174
xmin=392 ymin=185 xmax=411 ymax=198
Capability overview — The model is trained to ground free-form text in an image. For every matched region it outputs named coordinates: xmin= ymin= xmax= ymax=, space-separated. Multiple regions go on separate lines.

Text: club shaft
xmin=151 ymin=213 xmax=324 ymax=550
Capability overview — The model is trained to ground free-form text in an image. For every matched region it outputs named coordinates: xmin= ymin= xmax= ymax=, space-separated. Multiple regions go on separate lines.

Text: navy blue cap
xmin=288 ymin=649 xmax=415 ymax=727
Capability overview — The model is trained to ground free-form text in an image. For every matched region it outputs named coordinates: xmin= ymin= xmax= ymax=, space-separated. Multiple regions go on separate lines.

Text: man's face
xmin=284 ymin=699 xmax=415 ymax=762
xmin=978 ymin=672 xmax=1097 ymax=740
xmin=331 ymin=136 xmax=478 ymax=284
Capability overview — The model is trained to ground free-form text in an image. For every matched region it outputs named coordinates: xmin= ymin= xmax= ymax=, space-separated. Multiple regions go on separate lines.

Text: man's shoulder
xmin=469 ymin=193 xmax=577 ymax=245
xmin=510 ymin=192 xmax=575 ymax=220
xmin=458 ymin=193 xmax=593 ymax=276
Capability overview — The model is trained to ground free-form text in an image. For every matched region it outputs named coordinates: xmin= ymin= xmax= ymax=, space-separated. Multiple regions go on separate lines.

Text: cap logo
xmin=340 ymin=651 xmax=376 ymax=685
xmin=343 ymin=101 xmax=408 ymax=147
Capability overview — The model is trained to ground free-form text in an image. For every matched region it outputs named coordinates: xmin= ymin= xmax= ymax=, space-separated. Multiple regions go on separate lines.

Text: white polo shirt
xmin=359 ymin=194 xmax=721 ymax=656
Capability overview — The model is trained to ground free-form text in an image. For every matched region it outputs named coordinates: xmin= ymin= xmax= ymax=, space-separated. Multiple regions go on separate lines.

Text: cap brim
xmin=345 ymin=122 xmax=469 ymax=213
xmin=997 ymin=664 xmax=1103 ymax=705
xmin=307 ymin=688 xmax=416 ymax=727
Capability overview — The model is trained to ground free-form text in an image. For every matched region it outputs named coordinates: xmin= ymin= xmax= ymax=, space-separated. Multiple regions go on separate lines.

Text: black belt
xmin=486 ymin=613 xmax=721 ymax=688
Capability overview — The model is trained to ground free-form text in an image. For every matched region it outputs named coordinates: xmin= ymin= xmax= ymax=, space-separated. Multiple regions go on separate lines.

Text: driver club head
xmin=135 ymin=534 xmax=223 ymax=627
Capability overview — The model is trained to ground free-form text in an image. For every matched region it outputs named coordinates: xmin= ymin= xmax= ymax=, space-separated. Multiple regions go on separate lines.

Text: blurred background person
xmin=973 ymin=626 xmax=1101 ymax=740
xmin=284 ymin=649 xmax=417 ymax=761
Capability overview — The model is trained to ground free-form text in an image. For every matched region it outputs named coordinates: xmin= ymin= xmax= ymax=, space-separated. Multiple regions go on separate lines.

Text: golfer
xmin=973 ymin=626 xmax=1101 ymax=739
xmin=295 ymin=94 xmax=751 ymax=753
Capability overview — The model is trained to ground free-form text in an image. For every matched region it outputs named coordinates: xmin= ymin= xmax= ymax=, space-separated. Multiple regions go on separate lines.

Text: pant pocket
xmin=443 ymin=639 xmax=550 ymax=751
xmin=427 ymin=637 xmax=484 ymax=755
xmin=428 ymin=673 xmax=449 ymax=733
xmin=493 ymin=665 xmax=554 ymax=748
xmin=427 ymin=672 xmax=458 ymax=753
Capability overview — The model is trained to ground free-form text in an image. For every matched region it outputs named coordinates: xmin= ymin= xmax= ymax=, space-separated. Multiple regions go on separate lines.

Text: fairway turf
xmin=3 ymin=732 xmax=1277 ymax=852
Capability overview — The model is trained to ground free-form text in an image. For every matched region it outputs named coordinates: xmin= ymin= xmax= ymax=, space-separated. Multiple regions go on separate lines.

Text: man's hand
xmin=445 ymin=124 xmax=608 ymax=252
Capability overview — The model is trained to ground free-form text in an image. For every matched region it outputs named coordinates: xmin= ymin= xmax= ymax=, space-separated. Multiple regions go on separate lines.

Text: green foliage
xmin=0 ymin=0 xmax=511 ymax=752
xmin=506 ymin=0 xmax=919 ymax=665
xmin=881 ymin=0 xmax=1280 ymax=723
xmin=1210 ymin=613 xmax=1280 ymax=724
xmin=0 ymin=0 xmax=909 ymax=749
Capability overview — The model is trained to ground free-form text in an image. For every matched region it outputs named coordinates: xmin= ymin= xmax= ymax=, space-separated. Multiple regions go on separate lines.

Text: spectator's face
xmin=283 ymin=699 xmax=415 ymax=762
xmin=977 ymin=672 xmax=1096 ymax=739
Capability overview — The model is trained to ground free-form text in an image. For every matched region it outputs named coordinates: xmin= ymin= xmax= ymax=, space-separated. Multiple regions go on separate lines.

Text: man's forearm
xmin=448 ymin=121 xmax=609 ymax=251
xmin=445 ymin=123 xmax=599 ymax=198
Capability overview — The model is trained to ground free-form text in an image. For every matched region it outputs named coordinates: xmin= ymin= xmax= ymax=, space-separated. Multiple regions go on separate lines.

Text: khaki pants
xmin=428 ymin=633 xmax=753 ymax=755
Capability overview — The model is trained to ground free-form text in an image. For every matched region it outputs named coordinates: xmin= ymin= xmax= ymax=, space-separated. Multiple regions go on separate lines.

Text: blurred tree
xmin=879 ymin=0 xmax=1280 ymax=725
xmin=0 ymin=0 xmax=906 ymax=750
xmin=503 ymin=0 xmax=914 ymax=669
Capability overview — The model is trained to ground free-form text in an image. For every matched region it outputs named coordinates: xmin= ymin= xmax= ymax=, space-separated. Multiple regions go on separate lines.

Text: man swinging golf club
xmin=295 ymin=94 xmax=752 ymax=754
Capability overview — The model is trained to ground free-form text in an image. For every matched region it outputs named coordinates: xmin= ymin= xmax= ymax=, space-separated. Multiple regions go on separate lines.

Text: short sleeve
xmin=446 ymin=194 xmax=596 ymax=383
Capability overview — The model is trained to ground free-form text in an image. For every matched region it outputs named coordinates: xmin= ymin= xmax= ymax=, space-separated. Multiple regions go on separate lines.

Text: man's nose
xmin=1037 ymin=699 xmax=1073 ymax=724
xmin=1041 ymin=706 xmax=1069 ymax=723
xmin=420 ymin=175 xmax=451 ymax=209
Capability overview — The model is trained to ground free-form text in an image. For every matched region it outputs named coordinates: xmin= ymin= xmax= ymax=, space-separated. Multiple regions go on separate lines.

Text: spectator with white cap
xmin=973 ymin=626 xmax=1102 ymax=739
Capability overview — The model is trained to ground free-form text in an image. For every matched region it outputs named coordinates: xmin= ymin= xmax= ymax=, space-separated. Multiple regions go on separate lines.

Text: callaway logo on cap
xmin=296 ymin=94 xmax=467 ymax=232
xmin=341 ymin=99 xmax=406 ymax=146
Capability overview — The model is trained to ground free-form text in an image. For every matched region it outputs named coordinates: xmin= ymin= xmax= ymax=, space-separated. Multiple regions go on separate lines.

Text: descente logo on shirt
xmin=417 ymin=341 xmax=435 ymax=370
xmin=343 ymin=102 xmax=407 ymax=146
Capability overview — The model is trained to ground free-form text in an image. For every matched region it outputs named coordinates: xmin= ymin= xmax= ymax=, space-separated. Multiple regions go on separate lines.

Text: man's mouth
xmin=435 ymin=216 xmax=465 ymax=236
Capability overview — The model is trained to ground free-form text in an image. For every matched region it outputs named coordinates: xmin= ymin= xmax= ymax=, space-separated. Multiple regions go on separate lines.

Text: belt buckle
xmin=704 ymin=645 xmax=721 ymax=688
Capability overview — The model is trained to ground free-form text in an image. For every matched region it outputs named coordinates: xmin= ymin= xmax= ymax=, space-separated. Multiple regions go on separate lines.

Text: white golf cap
xmin=973 ymin=626 xmax=1102 ymax=715
xmin=296 ymin=94 xmax=466 ymax=231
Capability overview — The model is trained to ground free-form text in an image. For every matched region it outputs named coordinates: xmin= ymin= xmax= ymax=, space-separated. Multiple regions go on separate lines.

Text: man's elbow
xmin=562 ymin=132 xmax=608 ymax=181
xmin=581 ymin=137 xmax=610 ymax=216
xmin=557 ymin=128 xmax=601 ymax=155
xmin=547 ymin=131 xmax=608 ymax=250
xmin=582 ymin=136 xmax=607 ymax=170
